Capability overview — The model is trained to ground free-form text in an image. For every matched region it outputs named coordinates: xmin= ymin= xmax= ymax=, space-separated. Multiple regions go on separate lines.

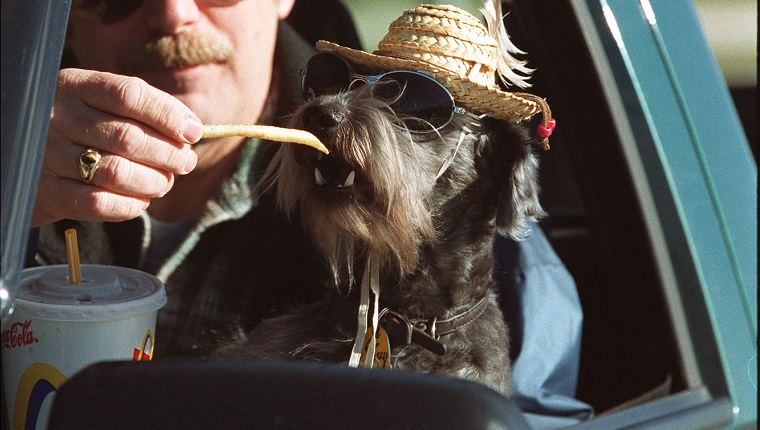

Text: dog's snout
xmin=302 ymin=105 xmax=347 ymax=135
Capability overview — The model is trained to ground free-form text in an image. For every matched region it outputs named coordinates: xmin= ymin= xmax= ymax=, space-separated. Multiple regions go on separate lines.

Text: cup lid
xmin=10 ymin=265 xmax=166 ymax=321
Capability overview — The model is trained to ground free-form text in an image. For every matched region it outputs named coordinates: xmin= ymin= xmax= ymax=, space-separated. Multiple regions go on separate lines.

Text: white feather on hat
xmin=315 ymin=2 xmax=555 ymax=148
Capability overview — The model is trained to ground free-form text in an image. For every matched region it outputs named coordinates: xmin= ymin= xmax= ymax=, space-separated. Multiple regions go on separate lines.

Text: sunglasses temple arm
xmin=436 ymin=130 xmax=468 ymax=178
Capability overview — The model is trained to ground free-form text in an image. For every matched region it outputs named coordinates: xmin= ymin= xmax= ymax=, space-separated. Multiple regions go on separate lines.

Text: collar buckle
xmin=380 ymin=309 xmax=447 ymax=355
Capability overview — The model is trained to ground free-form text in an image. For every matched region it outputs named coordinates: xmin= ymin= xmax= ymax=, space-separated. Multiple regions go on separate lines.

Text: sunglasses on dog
xmin=72 ymin=0 xmax=244 ymax=24
xmin=301 ymin=52 xmax=481 ymax=133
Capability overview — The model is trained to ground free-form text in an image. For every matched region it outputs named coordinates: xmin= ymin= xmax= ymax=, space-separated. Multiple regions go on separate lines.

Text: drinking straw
xmin=64 ymin=228 xmax=82 ymax=284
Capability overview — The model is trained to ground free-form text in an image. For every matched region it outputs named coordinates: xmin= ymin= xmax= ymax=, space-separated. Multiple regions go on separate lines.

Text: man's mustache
xmin=120 ymin=32 xmax=234 ymax=72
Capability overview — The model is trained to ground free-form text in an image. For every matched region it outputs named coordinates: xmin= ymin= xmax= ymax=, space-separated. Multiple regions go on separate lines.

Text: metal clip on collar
xmin=380 ymin=309 xmax=447 ymax=355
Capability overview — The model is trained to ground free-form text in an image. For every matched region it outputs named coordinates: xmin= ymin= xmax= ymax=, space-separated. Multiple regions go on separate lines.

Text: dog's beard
xmin=264 ymin=95 xmax=442 ymax=285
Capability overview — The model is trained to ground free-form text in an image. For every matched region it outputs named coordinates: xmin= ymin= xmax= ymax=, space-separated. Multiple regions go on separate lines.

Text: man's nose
xmin=145 ymin=0 xmax=202 ymax=34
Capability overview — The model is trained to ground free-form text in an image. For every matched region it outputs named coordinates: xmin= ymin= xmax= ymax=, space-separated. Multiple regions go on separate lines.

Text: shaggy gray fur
xmin=216 ymin=86 xmax=544 ymax=395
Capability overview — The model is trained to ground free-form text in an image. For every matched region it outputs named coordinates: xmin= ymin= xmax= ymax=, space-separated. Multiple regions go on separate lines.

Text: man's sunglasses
xmin=300 ymin=52 xmax=483 ymax=133
xmin=72 ymin=0 xmax=243 ymax=24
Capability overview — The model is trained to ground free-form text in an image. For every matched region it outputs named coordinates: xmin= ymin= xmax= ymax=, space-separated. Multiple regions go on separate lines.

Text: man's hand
xmin=32 ymin=69 xmax=201 ymax=227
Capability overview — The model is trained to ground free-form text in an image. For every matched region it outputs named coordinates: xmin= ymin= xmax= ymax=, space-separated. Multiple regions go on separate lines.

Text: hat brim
xmin=316 ymin=40 xmax=541 ymax=123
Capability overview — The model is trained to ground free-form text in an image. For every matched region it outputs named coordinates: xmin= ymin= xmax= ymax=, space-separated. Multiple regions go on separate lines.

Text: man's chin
xmin=135 ymin=63 xmax=215 ymax=94
xmin=130 ymin=66 xmax=229 ymax=121
xmin=175 ymin=93 xmax=241 ymax=127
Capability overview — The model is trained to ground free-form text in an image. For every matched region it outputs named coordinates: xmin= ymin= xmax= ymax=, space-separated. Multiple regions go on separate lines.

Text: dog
xmin=216 ymin=3 xmax=553 ymax=395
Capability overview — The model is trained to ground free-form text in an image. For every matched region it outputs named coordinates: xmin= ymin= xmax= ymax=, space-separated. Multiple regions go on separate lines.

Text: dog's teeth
xmin=314 ymin=168 xmax=326 ymax=186
xmin=317 ymin=153 xmax=324 ymax=161
xmin=343 ymin=170 xmax=355 ymax=187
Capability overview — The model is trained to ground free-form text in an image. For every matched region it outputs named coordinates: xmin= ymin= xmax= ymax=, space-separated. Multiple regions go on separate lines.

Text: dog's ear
xmin=494 ymin=124 xmax=545 ymax=240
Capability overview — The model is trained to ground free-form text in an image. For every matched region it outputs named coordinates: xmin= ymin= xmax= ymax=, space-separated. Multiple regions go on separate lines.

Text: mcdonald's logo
xmin=13 ymin=362 xmax=67 ymax=430
xmin=132 ymin=330 xmax=154 ymax=361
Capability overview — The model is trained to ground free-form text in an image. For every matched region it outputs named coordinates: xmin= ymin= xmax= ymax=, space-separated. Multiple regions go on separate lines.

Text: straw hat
xmin=316 ymin=3 xmax=554 ymax=137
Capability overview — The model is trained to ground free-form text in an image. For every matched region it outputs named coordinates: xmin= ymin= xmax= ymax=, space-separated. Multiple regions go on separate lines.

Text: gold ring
xmin=79 ymin=148 xmax=101 ymax=184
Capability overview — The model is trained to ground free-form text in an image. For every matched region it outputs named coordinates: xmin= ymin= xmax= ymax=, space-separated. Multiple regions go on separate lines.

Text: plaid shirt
xmin=35 ymin=24 xmax=328 ymax=358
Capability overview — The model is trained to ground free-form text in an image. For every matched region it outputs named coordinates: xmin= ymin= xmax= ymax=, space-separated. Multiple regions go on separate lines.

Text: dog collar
xmin=379 ymin=295 xmax=490 ymax=356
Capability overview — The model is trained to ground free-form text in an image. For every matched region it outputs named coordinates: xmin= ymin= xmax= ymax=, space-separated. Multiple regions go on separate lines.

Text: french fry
xmin=202 ymin=124 xmax=328 ymax=154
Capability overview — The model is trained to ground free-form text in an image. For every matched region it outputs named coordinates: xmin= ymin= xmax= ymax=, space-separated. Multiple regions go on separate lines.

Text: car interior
xmin=501 ymin=0 xmax=687 ymax=412
xmin=13 ymin=0 xmax=733 ymax=428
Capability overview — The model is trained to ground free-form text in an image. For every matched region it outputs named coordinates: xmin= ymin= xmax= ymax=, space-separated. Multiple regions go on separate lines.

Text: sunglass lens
xmin=374 ymin=73 xmax=454 ymax=131
xmin=301 ymin=53 xmax=351 ymax=100
xmin=74 ymin=0 xmax=143 ymax=24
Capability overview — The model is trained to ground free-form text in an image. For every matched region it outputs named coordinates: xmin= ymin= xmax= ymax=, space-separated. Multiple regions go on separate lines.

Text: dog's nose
xmin=301 ymin=105 xmax=346 ymax=137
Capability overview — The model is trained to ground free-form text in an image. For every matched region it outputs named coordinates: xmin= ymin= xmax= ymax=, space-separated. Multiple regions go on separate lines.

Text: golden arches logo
xmin=132 ymin=329 xmax=154 ymax=361
xmin=13 ymin=362 xmax=67 ymax=430
xmin=9 ymin=329 xmax=155 ymax=428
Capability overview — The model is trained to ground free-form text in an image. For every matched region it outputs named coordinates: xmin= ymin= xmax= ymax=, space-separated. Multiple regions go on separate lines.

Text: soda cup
xmin=1 ymin=265 xmax=166 ymax=430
